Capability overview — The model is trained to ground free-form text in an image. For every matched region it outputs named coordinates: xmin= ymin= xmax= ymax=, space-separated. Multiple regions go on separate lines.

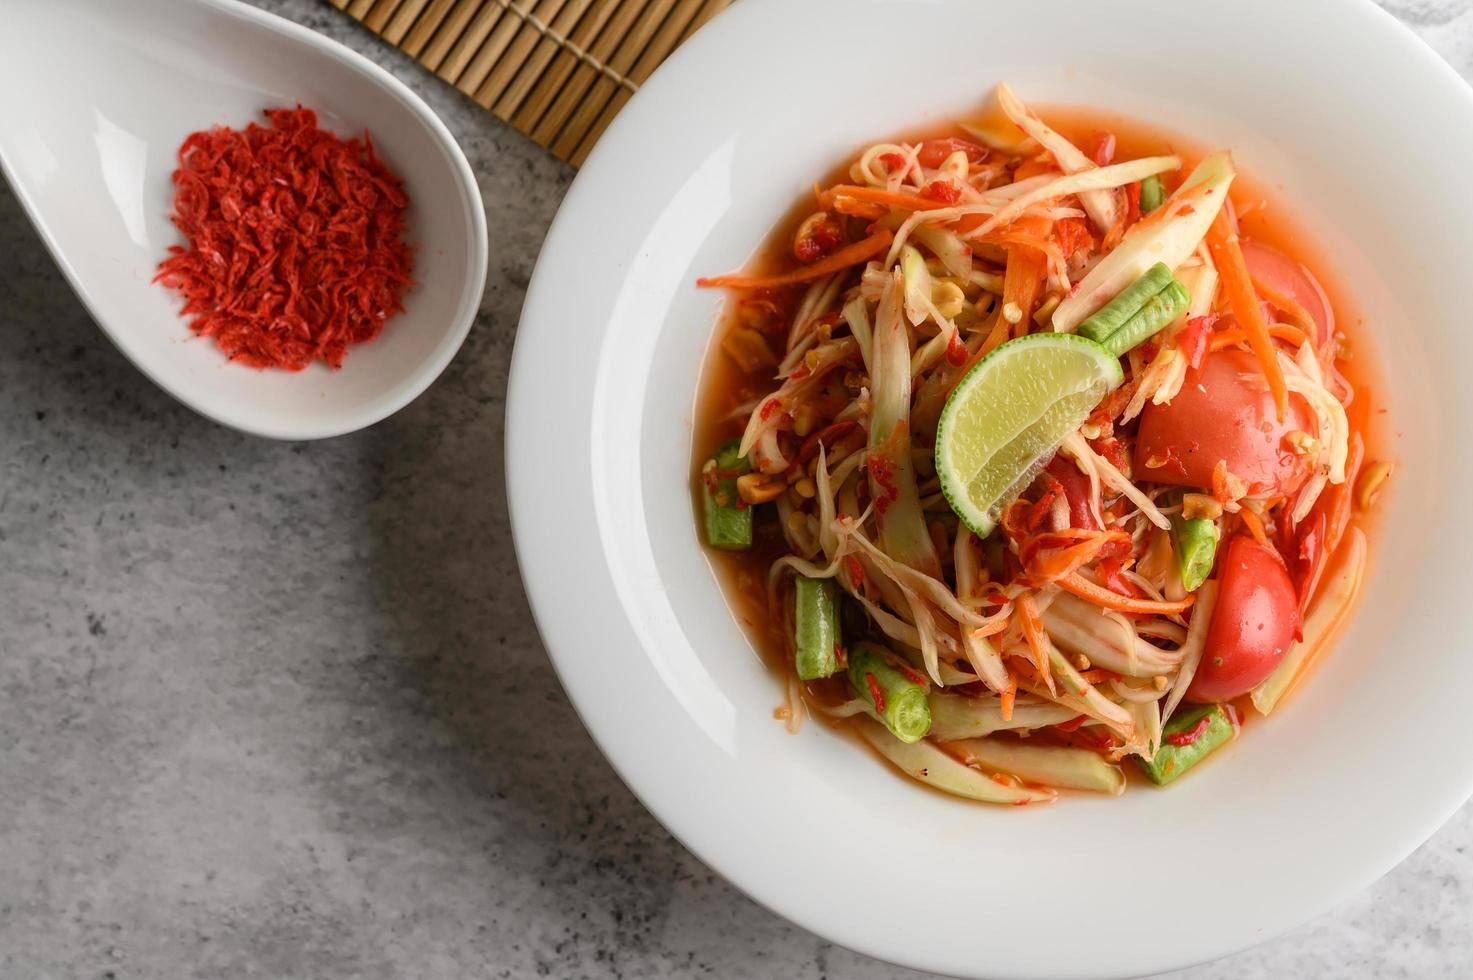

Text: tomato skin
xmin=1240 ymin=238 xmax=1330 ymax=345
xmin=916 ymin=138 xmax=988 ymax=169
xmin=1134 ymin=350 xmax=1315 ymax=494
xmin=1188 ymin=535 xmax=1300 ymax=702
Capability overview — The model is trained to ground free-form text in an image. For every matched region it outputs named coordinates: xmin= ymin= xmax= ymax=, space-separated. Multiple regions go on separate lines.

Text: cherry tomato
xmin=1240 ymin=238 xmax=1330 ymax=345
xmin=1134 ymin=350 xmax=1314 ymax=495
xmin=916 ymin=138 xmax=988 ymax=169
xmin=1188 ymin=535 xmax=1300 ymax=702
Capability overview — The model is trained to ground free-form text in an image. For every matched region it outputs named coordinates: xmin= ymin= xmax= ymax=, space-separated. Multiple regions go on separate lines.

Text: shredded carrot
xmin=1208 ymin=322 xmax=1309 ymax=353
xmin=816 ymin=184 xmax=950 ymax=213
xmin=698 ymin=230 xmax=894 ymax=290
xmin=1059 ymin=571 xmax=1196 ymax=614
xmin=1298 ymin=431 xmax=1365 ymax=614
xmin=969 ymin=618 xmax=1009 ymax=639
xmin=1206 ymin=210 xmax=1288 ymax=419
xmin=1015 ymin=594 xmax=1053 ymax=691
xmin=1211 ymin=460 xmax=1249 ymax=508
xmin=975 ymin=316 xmax=1013 ymax=361
xmin=1023 ymin=531 xmax=1131 ymax=583
xmin=999 ymin=673 xmax=1017 ymax=722
xmin=1249 ymin=272 xmax=1319 ymax=337
xmin=971 ymin=222 xmax=1065 ymax=276
xmin=947 ymin=229 xmax=1049 ymax=381
xmin=829 ymin=197 xmax=887 ymax=220
xmin=1239 ymin=507 xmax=1270 ymax=547
xmin=984 ymin=215 xmax=1051 ymax=339
xmin=1006 ymin=250 xmax=1048 ymax=338
xmin=1207 ymin=327 xmax=1243 ymax=352
xmin=1268 ymin=322 xmax=1311 ymax=348
xmin=1012 ymin=157 xmax=1057 ymax=182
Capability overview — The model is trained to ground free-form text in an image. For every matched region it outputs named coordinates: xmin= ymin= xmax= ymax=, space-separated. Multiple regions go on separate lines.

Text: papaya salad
xmin=693 ymin=84 xmax=1390 ymax=804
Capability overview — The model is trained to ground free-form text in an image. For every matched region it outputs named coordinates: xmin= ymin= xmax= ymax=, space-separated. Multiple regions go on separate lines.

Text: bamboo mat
xmin=328 ymin=0 xmax=732 ymax=167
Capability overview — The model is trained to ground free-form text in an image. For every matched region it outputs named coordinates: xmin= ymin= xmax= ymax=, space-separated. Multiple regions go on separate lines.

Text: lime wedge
xmin=936 ymin=334 xmax=1123 ymax=536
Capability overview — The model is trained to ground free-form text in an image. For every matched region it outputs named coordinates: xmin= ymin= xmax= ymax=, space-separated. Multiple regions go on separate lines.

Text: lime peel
xmin=935 ymin=334 xmax=1123 ymax=536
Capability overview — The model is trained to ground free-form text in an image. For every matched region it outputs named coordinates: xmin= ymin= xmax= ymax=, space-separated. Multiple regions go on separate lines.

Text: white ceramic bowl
xmin=508 ymin=1 xmax=1472 ymax=976
xmin=0 ymin=0 xmax=487 ymax=440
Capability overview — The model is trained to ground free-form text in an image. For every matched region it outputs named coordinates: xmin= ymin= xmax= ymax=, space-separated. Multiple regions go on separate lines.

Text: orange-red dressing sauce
xmin=691 ymin=105 xmax=1390 ymax=787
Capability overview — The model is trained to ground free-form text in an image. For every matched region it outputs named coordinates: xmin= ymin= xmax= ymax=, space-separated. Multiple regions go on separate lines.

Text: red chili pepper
xmin=1053 ymin=216 xmax=1093 ymax=258
xmin=921 ymin=180 xmax=962 ymax=205
xmin=1098 ymin=556 xmax=1141 ymax=599
xmin=1142 ymin=442 xmax=1191 ymax=481
xmin=1073 ymin=726 xmax=1120 ymax=755
xmin=1089 ymin=435 xmax=1130 ymax=473
xmin=879 ymin=151 xmax=909 ymax=174
xmin=945 ymin=331 xmax=968 ymax=367
xmin=896 ymin=663 xmax=929 ymax=688
xmin=1096 ymin=556 xmax=1150 ymax=621
xmin=797 ymin=420 xmax=858 ymax=464
xmin=1055 ymin=714 xmax=1088 ymax=733
xmin=865 ymin=673 xmax=886 ymax=715
xmin=759 ymin=398 xmax=782 ymax=421
xmin=916 ymin=138 xmax=988 ymax=169
xmin=1092 ymin=133 xmax=1116 ymax=166
xmin=1086 ymin=386 xmax=1133 ymax=430
xmin=1025 ymin=477 xmax=1064 ymax=533
xmin=153 ymin=107 xmax=413 ymax=370
xmin=1042 ymin=456 xmax=1098 ymax=531
xmin=794 ymin=238 xmax=823 ymax=263
xmin=794 ymin=219 xmax=844 ymax=263
xmin=1176 ymin=314 xmax=1217 ymax=373
xmin=1123 ymin=180 xmax=1142 ymax=227
xmin=866 ymin=456 xmax=900 ymax=517
xmin=846 ymin=556 xmax=866 ymax=590
xmin=1166 ymin=716 xmax=1213 ymax=747
xmin=834 ymin=643 xmax=848 ymax=668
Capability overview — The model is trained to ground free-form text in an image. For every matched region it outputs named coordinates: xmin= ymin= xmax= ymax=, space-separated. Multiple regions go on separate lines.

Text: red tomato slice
xmin=916 ymin=138 xmax=988 ymax=169
xmin=1134 ymin=350 xmax=1314 ymax=495
xmin=1188 ymin=535 xmax=1300 ymax=702
xmin=1240 ymin=238 xmax=1330 ymax=345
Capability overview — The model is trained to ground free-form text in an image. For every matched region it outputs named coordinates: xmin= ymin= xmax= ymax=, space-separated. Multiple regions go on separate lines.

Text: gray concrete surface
xmin=3 ymin=1 xmax=1471 ymax=977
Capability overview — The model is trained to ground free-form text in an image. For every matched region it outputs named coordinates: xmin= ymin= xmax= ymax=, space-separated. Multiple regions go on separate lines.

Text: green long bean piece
xmin=848 ymin=643 xmax=931 ymax=743
xmin=1172 ymin=515 xmax=1220 ymax=592
xmin=1138 ymin=704 xmax=1236 ymax=785
xmin=1100 ymin=279 xmax=1190 ymax=357
xmin=1077 ymin=262 xmax=1177 ymax=344
xmin=701 ymin=440 xmax=752 ymax=550
xmin=793 ymin=576 xmax=841 ymax=680
xmin=1139 ymin=174 xmax=1165 ymax=213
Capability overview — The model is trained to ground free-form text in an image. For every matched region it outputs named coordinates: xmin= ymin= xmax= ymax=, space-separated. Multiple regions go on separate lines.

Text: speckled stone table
xmin=3 ymin=2 xmax=1471 ymax=977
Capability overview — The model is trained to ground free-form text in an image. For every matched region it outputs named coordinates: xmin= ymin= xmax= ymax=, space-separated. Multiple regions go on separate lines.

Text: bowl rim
xmin=507 ymin=1 xmax=1473 ymax=976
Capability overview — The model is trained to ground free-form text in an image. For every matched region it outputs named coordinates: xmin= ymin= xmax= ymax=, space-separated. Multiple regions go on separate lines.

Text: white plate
xmin=507 ymin=1 xmax=1473 ymax=976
